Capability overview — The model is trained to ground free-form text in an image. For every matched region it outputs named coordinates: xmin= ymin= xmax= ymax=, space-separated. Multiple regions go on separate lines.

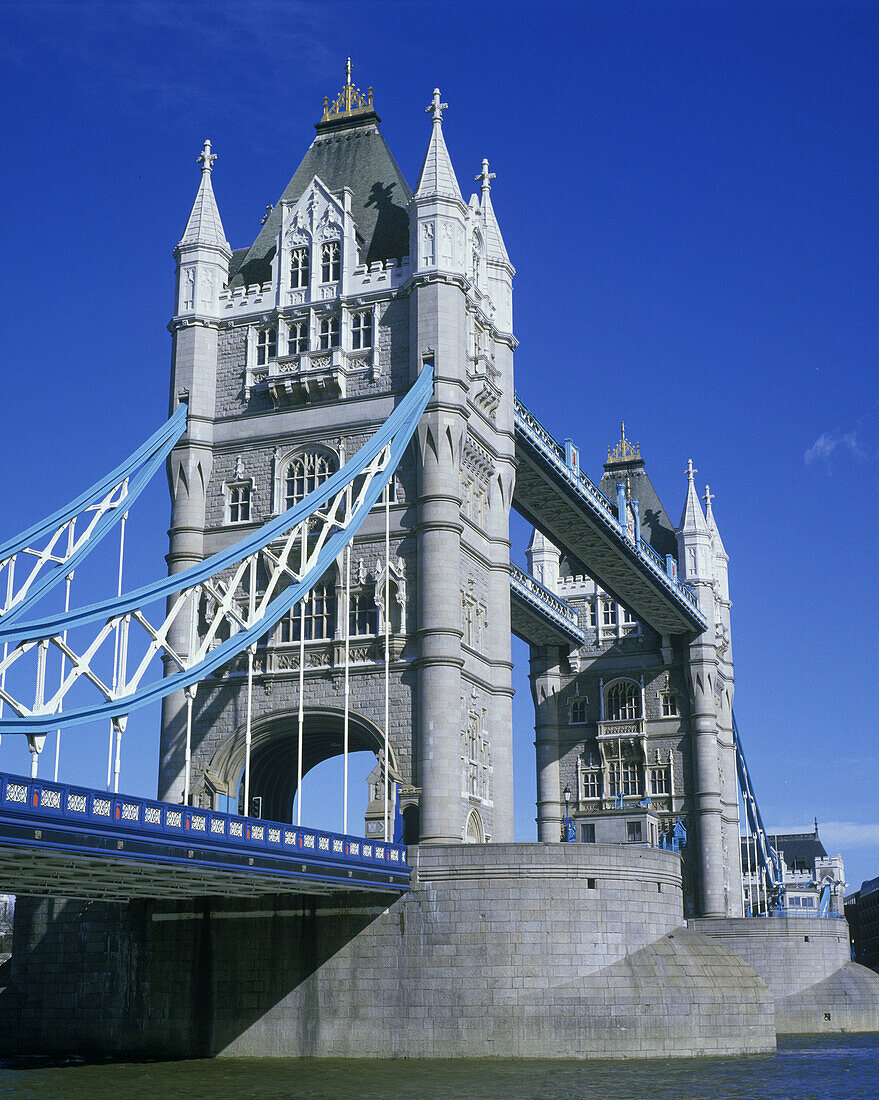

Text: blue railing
xmin=513 ymin=395 xmax=705 ymax=627
xmin=0 ymin=771 xmax=408 ymax=890
xmin=509 ymin=564 xmax=585 ymax=644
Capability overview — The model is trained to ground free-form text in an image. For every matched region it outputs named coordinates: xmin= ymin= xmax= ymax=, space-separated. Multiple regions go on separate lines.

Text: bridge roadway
xmin=513 ymin=395 xmax=707 ymax=637
xmin=509 ymin=562 xmax=584 ymax=648
xmin=0 ymin=771 xmax=408 ymax=902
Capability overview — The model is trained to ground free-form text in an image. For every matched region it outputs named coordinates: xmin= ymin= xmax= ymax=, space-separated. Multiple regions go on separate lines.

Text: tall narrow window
xmin=280 ymin=583 xmax=336 ymax=641
xmin=319 ymin=314 xmax=340 ymax=350
xmin=287 ymin=318 xmax=308 ymax=355
xmin=349 ymin=590 xmax=379 ymax=636
xmin=256 ymin=326 xmax=277 ymax=365
xmin=284 ymin=452 xmax=338 ymax=509
xmin=661 ymin=691 xmax=678 ymax=717
xmin=588 ymin=601 xmax=598 ymax=628
xmin=290 ymin=247 xmax=309 ymax=289
xmin=582 ymin=770 xmax=601 ymax=800
xmin=321 ymin=241 xmax=341 ymax=282
xmin=605 ymin=680 xmax=640 ymax=721
xmin=649 ymin=767 xmax=669 ymax=796
xmin=602 ymin=600 xmax=617 ymax=628
xmin=228 ymin=483 xmax=251 ymax=524
xmin=352 ymin=309 xmax=373 ymax=350
xmin=570 ymin=699 xmax=587 ymax=725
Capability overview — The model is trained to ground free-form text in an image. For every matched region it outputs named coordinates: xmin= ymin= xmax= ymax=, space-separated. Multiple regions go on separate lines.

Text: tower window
xmin=288 ymin=318 xmax=308 ymax=355
xmin=570 ymin=698 xmax=587 ymax=725
xmin=581 ymin=822 xmax=596 ymax=843
xmin=608 ymin=762 xmax=641 ymax=797
xmin=349 ymin=590 xmax=379 ymax=636
xmin=321 ymin=241 xmax=341 ymax=283
xmin=256 ymin=326 xmax=277 ymax=366
xmin=582 ymin=770 xmax=601 ymax=800
xmin=352 ymin=310 xmax=373 ymax=350
xmin=290 ymin=247 xmax=309 ymax=289
xmin=280 ymin=583 xmax=336 ymax=642
xmin=588 ymin=601 xmax=598 ymax=628
xmin=602 ymin=600 xmax=617 ymax=628
xmin=626 ymin=821 xmax=643 ymax=843
xmin=661 ymin=691 xmax=678 ymax=717
xmin=649 ymin=767 xmax=669 ymax=796
xmin=319 ymin=314 xmax=340 ymax=350
xmin=227 ymin=482 xmax=251 ymax=524
xmin=605 ymin=680 xmax=641 ymax=721
xmin=284 ymin=451 xmax=338 ymax=510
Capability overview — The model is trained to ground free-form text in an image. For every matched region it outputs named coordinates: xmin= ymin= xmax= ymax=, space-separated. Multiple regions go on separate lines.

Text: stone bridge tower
xmin=160 ymin=67 xmax=516 ymax=845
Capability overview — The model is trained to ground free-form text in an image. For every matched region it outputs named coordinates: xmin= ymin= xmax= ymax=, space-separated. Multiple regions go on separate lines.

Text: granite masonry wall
xmin=0 ymin=843 xmax=776 ymax=1060
xmin=691 ymin=915 xmax=879 ymax=1034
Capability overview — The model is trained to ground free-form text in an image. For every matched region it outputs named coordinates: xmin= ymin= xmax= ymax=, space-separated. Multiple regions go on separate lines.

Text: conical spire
xmin=414 ymin=89 xmax=463 ymax=202
xmin=703 ymin=484 xmax=728 ymax=559
xmin=475 ymin=159 xmax=509 ymax=263
xmin=179 ymin=141 xmax=230 ymax=250
xmin=679 ymin=459 xmax=708 ymax=535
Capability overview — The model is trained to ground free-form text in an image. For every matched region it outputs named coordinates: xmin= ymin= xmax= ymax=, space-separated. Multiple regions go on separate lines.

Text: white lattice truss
xmin=0 ymin=443 xmax=392 ymax=735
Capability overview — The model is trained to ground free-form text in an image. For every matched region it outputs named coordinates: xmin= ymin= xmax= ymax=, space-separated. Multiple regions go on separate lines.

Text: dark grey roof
xmin=229 ymin=116 xmax=412 ymax=289
xmin=740 ymin=831 xmax=828 ymax=873
xmin=598 ymin=458 xmax=678 ymax=560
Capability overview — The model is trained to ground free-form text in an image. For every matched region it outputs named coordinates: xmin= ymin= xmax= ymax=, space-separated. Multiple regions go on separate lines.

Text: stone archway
xmin=204 ymin=707 xmax=400 ymax=824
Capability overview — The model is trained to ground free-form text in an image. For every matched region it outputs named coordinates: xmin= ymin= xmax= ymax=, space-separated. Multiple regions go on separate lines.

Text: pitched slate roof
xmin=229 ymin=115 xmax=412 ymax=288
xmin=598 ymin=458 xmax=678 ymax=560
xmin=740 ymin=831 xmax=828 ymax=873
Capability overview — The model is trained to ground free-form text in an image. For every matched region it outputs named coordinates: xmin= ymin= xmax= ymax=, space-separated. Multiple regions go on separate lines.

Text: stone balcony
xmin=265 ymin=350 xmax=348 ymax=406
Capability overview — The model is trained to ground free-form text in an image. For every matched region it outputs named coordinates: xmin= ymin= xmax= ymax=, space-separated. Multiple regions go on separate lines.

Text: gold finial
xmin=320 ymin=59 xmax=375 ymax=122
xmin=606 ymin=420 xmax=641 ymax=465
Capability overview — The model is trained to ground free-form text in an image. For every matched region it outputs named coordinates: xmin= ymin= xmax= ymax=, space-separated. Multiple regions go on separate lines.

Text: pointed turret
xmin=179 ymin=141 xmax=230 ymax=250
xmin=173 ymin=141 xmax=231 ymax=319
xmin=526 ymin=528 xmax=561 ymax=593
xmin=414 ymin=90 xmax=464 ymax=202
xmin=475 ymin=159 xmax=509 ymax=265
xmin=704 ymin=485 xmax=730 ymax=602
xmin=677 ymin=459 xmax=712 ymax=584
xmin=410 ymin=89 xmax=467 ymax=277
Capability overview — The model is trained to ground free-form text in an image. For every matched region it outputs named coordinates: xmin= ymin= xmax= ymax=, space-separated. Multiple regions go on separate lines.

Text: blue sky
xmin=1 ymin=1 xmax=877 ymax=891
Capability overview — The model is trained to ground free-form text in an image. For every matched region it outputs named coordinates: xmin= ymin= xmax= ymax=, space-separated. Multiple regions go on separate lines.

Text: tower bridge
xmin=2 ymin=65 xmax=877 ymax=1060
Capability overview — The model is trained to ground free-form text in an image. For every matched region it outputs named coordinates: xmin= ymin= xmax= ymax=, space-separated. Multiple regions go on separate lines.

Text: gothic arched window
xmin=284 ymin=451 xmax=338 ymax=510
xmin=605 ymin=680 xmax=641 ymax=722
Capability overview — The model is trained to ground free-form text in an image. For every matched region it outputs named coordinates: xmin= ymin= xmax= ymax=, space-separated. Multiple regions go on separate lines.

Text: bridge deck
xmin=513 ymin=396 xmax=706 ymax=636
xmin=0 ymin=772 xmax=409 ymax=902
xmin=509 ymin=563 xmax=584 ymax=648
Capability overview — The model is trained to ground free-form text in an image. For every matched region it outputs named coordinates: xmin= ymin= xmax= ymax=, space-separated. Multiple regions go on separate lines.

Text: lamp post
xmin=562 ymin=784 xmax=573 ymax=842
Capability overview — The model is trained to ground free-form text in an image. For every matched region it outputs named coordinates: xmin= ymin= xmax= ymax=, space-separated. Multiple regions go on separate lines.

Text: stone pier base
xmin=692 ymin=915 xmax=879 ymax=1033
xmin=0 ymin=844 xmax=776 ymax=1059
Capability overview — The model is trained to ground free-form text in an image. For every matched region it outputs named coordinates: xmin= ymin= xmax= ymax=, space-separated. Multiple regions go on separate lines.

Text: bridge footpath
xmin=513 ymin=396 xmax=706 ymax=637
xmin=0 ymin=771 xmax=408 ymax=901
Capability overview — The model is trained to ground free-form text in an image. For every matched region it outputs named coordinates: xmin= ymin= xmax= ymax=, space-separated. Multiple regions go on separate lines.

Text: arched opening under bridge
xmin=205 ymin=707 xmax=401 ymax=830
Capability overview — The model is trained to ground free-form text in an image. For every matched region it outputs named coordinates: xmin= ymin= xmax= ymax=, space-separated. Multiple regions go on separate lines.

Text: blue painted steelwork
xmin=0 ymin=365 xmax=433 ymax=734
xmin=733 ymin=710 xmax=783 ymax=904
xmin=509 ymin=563 xmax=584 ymax=644
xmin=513 ymin=394 xmax=706 ymax=628
xmin=0 ymin=404 xmax=188 ymax=627
xmin=0 ymin=770 xmax=409 ymax=893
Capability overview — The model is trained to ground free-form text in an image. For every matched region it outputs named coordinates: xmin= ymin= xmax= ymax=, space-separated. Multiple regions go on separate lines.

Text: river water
xmin=0 ymin=1034 xmax=877 ymax=1098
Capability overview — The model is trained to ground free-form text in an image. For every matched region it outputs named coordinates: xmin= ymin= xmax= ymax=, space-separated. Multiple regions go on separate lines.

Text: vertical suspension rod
xmin=343 ymin=483 xmax=352 ymax=836
xmin=384 ymin=479 xmax=390 ymax=842
xmin=297 ymin=525 xmax=306 ymax=827
xmin=107 ymin=514 xmax=126 ymax=790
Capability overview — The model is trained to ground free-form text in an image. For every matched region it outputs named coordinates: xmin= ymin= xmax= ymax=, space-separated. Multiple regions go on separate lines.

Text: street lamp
xmin=562 ymin=785 xmax=572 ymax=842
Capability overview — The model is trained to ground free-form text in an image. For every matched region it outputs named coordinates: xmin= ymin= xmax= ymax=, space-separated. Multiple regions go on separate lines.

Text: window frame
xmin=227 ymin=481 xmax=252 ymax=525
xmin=318 ymin=313 xmax=340 ymax=350
xmin=256 ymin=325 xmax=277 ymax=366
xmin=290 ymin=246 xmax=310 ymax=290
xmin=321 ymin=240 xmax=341 ymax=283
xmin=351 ymin=309 xmax=373 ymax=351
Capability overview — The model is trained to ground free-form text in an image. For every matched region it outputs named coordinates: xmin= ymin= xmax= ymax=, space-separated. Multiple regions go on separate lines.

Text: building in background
xmin=741 ymin=823 xmax=845 ymax=916
xmin=846 ymin=876 xmax=879 ymax=972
